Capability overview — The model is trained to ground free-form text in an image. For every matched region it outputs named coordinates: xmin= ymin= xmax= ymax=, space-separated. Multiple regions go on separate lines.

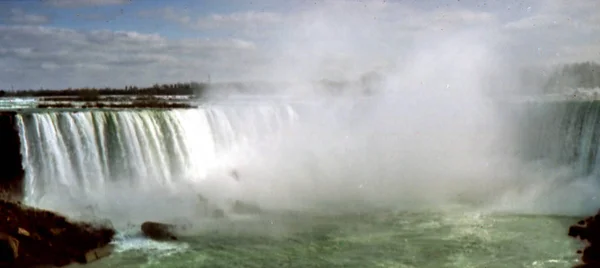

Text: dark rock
xmin=231 ymin=200 xmax=262 ymax=214
xmin=141 ymin=221 xmax=178 ymax=241
xmin=0 ymin=233 xmax=19 ymax=265
xmin=212 ymin=209 xmax=225 ymax=219
xmin=569 ymin=209 xmax=600 ymax=267
xmin=80 ymin=244 xmax=115 ymax=264
xmin=0 ymin=112 xmax=24 ymax=202
xmin=582 ymin=246 xmax=600 ymax=264
xmin=0 ymin=199 xmax=115 ymax=267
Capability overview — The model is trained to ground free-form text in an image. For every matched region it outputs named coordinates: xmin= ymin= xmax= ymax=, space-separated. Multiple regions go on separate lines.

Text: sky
xmin=0 ymin=0 xmax=598 ymax=89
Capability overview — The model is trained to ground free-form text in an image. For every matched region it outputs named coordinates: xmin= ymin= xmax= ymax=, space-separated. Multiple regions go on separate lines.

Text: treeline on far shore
xmin=544 ymin=61 xmax=600 ymax=90
xmin=2 ymin=61 xmax=598 ymax=100
xmin=519 ymin=61 xmax=600 ymax=94
xmin=0 ymin=82 xmax=209 ymax=100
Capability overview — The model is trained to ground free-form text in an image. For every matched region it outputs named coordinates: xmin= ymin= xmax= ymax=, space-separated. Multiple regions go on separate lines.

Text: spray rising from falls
xmin=13 ymin=96 xmax=504 ymax=219
xmin=15 ymin=105 xmax=298 ymax=223
xmin=14 ymin=97 xmax=600 ymax=224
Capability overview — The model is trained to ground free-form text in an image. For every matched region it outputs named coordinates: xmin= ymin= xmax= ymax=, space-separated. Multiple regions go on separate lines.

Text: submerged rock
xmin=212 ymin=209 xmax=226 ymax=219
xmin=569 ymin=211 xmax=600 ymax=267
xmin=0 ymin=199 xmax=115 ymax=267
xmin=231 ymin=200 xmax=262 ymax=215
xmin=141 ymin=221 xmax=178 ymax=241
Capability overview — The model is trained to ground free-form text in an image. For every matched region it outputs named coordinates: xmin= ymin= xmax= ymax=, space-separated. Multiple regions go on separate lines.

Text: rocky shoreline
xmin=0 ymin=199 xmax=115 ymax=267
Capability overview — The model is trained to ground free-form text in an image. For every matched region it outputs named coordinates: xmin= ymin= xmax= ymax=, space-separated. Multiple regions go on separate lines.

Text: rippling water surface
xmin=82 ymin=208 xmax=580 ymax=268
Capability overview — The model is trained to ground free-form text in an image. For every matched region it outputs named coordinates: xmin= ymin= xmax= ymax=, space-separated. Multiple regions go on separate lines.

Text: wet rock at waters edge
xmin=81 ymin=244 xmax=115 ymax=264
xmin=141 ymin=221 xmax=178 ymax=241
xmin=0 ymin=232 xmax=19 ymax=265
xmin=569 ymin=210 xmax=600 ymax=267
xmin=0 ymin=199 xmax=116 ymax=267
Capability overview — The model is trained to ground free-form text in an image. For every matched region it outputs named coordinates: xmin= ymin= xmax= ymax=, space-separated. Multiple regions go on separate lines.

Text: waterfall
xmin=511 ymin=101 xmax=600 ymax=178
xmin=17 ymin=97 xmax=600 ymax=219
xmin=15 ymin=105 xmax=298 ymax=217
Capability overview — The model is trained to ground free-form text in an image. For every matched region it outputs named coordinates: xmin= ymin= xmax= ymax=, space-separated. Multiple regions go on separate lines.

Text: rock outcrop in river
xmin=141 ymin=221 xmax=179 ymax=241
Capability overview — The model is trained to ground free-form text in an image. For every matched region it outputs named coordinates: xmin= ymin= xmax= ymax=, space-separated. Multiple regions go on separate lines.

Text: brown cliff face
xmin=0 ymin=199 xmax=115 ymax=267
xmin=0 ymin=112 xmax=23 ymax=202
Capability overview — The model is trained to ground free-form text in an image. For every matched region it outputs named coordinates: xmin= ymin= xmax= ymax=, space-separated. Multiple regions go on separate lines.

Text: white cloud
xmin=195 ymin=11 xmax=283 ymax=30
xmin=140 ymin=8 xmax=284 ymax=39
xmin=504 ymin=14 xmax=561 ymax=30
xmin=541 ymin=0 xmax=597 ymax=13
xmin=139 ymin=7 xmax=192 ymax=25
xmin=45 ymin=0 xmax=130 ymax=7
xmin=2 ymin=1 xmax=599 ymax=89
xmin=0 ymin=25 xmax=261 ymax=89
xmin=499 ymin=0 xmax=600 ymax=64
xmin=5 ymin=8 xmax=49 ymax=25
xmin=147 ymin=3 xmax=496 ymax=36
xmin=504 ymin=0 xmax=599 ymax=33
xmin=401 ymin=9 xmax=497 ymax=33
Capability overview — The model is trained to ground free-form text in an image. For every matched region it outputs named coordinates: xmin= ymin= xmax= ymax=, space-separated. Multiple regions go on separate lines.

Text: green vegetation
xmin=0 ymin=82 xmax=208 ymax=100
xmin=544 ymin=61 xmax=600 ymax=91
xmin=0 ymin=62 xmax=597 ymax=99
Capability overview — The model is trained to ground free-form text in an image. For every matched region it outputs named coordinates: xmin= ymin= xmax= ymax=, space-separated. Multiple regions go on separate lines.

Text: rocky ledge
xmin=0 ymin=199 xmax=115 ymax=267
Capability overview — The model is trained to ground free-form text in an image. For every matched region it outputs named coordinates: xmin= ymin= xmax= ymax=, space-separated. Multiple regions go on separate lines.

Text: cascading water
xmin=12 ymin=95 xmax=600 ymax=221
xmin=14 ymin=104 xmax=298 ymax=223
xmin=482 ymin=100 xmax=600 ymax=216
xmin=512 ymin=100 xmax=600 ymax=178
